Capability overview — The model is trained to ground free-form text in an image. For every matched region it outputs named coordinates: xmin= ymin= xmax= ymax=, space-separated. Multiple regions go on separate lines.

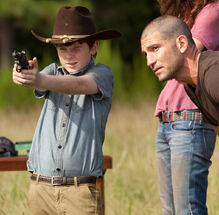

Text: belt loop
xmin=168 ymin=111 xmax=171 ymax=123
xmin=63 ymin=176 xmax=67 ymax=185
xmin=158 ymin=112 xmax=162 ymax=122
xmin=200 ymin=112 xmax=203 ymax=123
xmin=74 ymin=177 xmax=78 ymax=187
xmin=36 ymin=174 xmax=40 ymax=184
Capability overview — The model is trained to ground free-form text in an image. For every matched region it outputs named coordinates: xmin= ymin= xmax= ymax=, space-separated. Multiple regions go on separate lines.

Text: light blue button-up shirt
xmin=27 ymin=59 xmax=113 ymax=177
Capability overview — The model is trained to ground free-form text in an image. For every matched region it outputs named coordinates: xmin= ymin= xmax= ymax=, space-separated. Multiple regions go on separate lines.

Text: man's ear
xmin=176 ymin=35 xmax=188 ymax=53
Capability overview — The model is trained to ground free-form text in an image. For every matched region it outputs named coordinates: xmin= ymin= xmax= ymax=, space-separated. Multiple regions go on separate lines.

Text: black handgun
xmin=12 ymin=50 xmax=29 ymax=72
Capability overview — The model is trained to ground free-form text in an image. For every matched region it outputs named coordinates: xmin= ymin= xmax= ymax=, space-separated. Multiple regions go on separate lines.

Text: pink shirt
xmin=155 ymin=1 xmax=219 ymax=116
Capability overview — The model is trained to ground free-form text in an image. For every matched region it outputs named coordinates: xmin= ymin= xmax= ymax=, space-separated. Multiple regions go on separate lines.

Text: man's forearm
xmin=212 ymin=125 xmax=219 ymax=136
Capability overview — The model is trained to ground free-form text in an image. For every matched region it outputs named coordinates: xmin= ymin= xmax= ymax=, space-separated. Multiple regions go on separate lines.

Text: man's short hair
xmin=141 ymin=15 xmax=195 ymax=46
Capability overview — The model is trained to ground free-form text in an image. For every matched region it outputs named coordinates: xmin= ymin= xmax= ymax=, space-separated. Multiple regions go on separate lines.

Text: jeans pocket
xmin=202 ymin=127 xmax=216 ymax=159
xmin=191 ymin=122 xmax=216 ymax=160
xmin=170 ymin=121 xmax=194 ymax=133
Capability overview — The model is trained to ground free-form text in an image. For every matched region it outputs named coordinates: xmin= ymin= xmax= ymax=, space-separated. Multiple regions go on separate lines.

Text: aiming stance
xmin=13 ymin=5 xmax=121 ymax=215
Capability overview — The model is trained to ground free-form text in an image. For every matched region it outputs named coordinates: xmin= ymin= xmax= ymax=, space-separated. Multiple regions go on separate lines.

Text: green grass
xmin=0 ymin=101 xmax=219 ymax=214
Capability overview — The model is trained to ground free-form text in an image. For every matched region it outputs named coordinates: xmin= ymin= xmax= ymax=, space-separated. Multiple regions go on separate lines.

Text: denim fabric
xmin=156 ymin=111 xmax=216 ymax=215
xmin=27 ymin=59 xmax=113 ymax=177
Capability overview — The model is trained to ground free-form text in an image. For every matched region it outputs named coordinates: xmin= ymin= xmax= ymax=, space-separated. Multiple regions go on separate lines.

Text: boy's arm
xmin=13 ymin=57 xmax=99 ymax=95
xmin=38 ymin=73 xmax=99 ymax=95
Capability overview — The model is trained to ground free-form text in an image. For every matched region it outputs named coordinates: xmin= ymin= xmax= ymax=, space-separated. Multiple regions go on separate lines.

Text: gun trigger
xmin=16 ymin=64 xmax=21 ymax=73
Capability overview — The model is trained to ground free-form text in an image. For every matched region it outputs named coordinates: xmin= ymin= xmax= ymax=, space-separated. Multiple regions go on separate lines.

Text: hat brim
xmin=31 ymin=30 xmax=121 ymax=45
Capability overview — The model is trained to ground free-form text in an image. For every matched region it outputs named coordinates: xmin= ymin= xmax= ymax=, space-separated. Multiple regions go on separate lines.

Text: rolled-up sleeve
xmin=87 ymin=63 xmax=113 ymax=100
xmin=34 ymin=63 xmax=58 ymax=98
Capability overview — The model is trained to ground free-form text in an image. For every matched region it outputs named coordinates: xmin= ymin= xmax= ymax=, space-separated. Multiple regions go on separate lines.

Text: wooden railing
xmin=0 ymin=155 xmax=112 ymax=215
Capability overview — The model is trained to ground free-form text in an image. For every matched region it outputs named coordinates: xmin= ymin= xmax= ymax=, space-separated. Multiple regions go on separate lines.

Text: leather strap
xmin=30 ymin=174 xmax=97 ymax=186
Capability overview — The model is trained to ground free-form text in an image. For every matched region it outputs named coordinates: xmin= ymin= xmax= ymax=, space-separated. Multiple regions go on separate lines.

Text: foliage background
xmin=0 ymin=1 xmax=219 ymax=214
xmin=0 ymin=0 xmax=163 ymax=109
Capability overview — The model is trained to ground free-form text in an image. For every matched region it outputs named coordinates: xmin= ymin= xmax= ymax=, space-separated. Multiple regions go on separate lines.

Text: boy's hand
xmin=13 ymin=58 xmax=99 ymax=95
xmin=13 ymin=57 xmax=43 ymax=90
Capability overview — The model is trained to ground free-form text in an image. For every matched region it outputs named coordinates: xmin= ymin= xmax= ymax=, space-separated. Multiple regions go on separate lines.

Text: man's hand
xmin=13 ymin=57 xmax=44 ymax=90
xmin=212 ymin=125 xmax=219 ymax=136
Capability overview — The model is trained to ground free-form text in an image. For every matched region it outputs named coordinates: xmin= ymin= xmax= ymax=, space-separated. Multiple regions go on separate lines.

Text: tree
xmin=92 ymin=0 xmax=160 ymax=91
xmin=92 ymin=0 xmax=160 ymax=62
xmin=0 ymin=0 xmax=90 ymax=69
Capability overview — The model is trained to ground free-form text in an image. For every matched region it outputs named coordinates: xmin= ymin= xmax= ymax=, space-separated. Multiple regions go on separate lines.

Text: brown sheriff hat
xmin=31 ymin=5 xmax=122 ymax=44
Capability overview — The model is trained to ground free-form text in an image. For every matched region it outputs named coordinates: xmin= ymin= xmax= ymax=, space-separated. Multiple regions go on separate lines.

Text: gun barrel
xmin=12 ymin=50 xmax=29 ymax=72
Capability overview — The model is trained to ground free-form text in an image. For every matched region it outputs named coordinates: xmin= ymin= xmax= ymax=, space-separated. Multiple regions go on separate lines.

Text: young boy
xmin=13 ymin=6 xmax=121 ymax=215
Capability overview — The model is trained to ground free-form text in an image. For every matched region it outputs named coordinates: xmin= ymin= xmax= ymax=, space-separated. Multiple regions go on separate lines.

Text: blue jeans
xmin=156 ymin=113 xmax=216 ymax=215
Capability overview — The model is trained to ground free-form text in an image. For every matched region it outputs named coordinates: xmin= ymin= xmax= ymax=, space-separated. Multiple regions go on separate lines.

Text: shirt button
xmin=62 ymin=123 xmax=66 ymax=127
xmin=56 ymin=168 xmax=61 ymax=171
xmin=58 ymin=145 xmax=62 ymax=149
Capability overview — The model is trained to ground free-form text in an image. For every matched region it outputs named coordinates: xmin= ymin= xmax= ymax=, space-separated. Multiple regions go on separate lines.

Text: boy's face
xmin=56 ymin=41 xmax=98 ymax=74
xmin=141 ymin=31 xmax=183 ymax=81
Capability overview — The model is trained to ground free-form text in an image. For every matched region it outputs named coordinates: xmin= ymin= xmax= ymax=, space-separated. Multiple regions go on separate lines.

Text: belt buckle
xmin=51 ymin=176 xmax=62 ymax=186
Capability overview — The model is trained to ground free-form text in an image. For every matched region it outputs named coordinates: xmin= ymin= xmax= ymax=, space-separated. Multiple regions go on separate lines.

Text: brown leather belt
xmin=30 ymin=174 xmax=97 ymax=186
xmin=159 ymin=111 xmax=204 ymax=123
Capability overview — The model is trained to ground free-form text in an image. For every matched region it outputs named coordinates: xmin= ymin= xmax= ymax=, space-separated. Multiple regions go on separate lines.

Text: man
xmin=146 ymin=3 xmax=218 ymax=215
xmin=141 ymin=15 xmax=219 ymax=134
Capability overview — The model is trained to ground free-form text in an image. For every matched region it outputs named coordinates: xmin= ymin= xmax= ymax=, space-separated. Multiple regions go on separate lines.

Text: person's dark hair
xmin=141 ymin=15 xmax=195 ymax=46
xmin=157 ymin=0 xmax=217 ymax=28
xmin=86 ymin=40 xmax=97 ymax=58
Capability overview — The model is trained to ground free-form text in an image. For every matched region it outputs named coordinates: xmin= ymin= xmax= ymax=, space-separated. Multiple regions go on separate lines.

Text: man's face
xmin=56 ymin=41 xmax=98 ymax=74
xmin=141 ymin=31 xmax=183 ymax=81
